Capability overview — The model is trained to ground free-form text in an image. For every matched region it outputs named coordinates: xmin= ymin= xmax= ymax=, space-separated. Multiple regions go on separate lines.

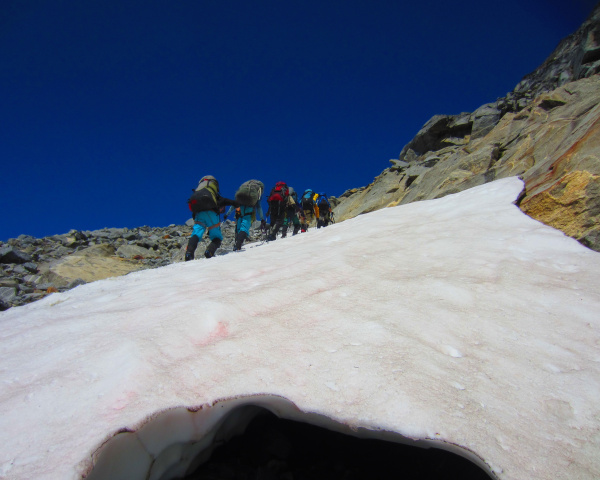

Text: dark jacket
xmin=214 ymin=195 xmax=237 ymax=214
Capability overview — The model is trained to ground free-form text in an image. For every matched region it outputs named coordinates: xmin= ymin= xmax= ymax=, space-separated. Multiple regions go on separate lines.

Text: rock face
xmin=334 ymin=5 xmax=600 ymax=252
xmin=0 ymin=220 xmax=264 ymax=310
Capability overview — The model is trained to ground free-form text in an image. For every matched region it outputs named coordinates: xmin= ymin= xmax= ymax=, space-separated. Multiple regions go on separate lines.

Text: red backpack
xmin=267 ymin=181 xmax=289 ymax=203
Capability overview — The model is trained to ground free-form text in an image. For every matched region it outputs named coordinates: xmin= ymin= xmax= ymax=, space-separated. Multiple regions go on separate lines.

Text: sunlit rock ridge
xmin=333 ymin=4 xmax=600 ymax=252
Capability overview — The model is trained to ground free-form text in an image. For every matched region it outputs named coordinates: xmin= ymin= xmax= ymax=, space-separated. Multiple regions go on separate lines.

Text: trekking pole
xmin=260 ymin=221 xmax=269 ymax=243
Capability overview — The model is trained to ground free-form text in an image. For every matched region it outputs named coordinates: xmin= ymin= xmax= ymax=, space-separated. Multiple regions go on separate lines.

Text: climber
xmin=281 ymin=187 xmax=302 ymax=237
xmin=300 ymin=188 xmax=316 ymax=232
xmin=316 ymin=192 xmax=333 ymax=228
xmin=185 ymin=175 xmax=237 ymax=260
xmin=266 ymin=181 xmax=289 ymax=241
xmin=225 ymin=179 xmax=266 ymax=251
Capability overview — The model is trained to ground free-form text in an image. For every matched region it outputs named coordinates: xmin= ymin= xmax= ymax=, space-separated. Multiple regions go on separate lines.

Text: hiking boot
xmin=204 ymin=238 xmax=221 ymax=258
xmin=185 ymin=235 xmax=199 ymax=260
xmin=267 ymin=234 xmax=276 ymax=241
xmin=234 ymin=231 xmax=247 ymax=251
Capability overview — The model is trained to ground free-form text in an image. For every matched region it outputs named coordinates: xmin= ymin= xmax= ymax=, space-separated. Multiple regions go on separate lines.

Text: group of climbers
xmin=264 ymin=183 xmax=334 ymax=239
xmin=185 ymin=176 xmax=334 ymax=260
xmin=299 ymin=188 xmax=333 ymax=230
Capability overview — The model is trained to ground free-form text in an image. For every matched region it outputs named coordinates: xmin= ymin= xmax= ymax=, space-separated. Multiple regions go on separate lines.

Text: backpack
xmin=268 ymin=181 xmax=289 ymax=204
xmin=301 ymin=189 xmax=314 ymax=210
xmin=188 ymin=176 xmax=219 ymax=214
xmin=302 ymin=189 xmax=313 ymax=201
xmin=287 ymin=187 xmax=298 ymax=207
xmin=317 ymin=193 xmax=330 ymax=209
xmin=288 ymin=187 xmax=297 ymax=202
xmin=235 ymin=179 xmax=264 ymax=207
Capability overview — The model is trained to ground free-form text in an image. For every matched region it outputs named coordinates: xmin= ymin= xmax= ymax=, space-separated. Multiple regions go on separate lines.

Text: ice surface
xmin=1 ymin=177 xmax=599 ymax=479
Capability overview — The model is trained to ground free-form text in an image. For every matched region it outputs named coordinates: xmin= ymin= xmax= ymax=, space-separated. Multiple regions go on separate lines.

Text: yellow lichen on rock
xmin=521 ymin=171 xmax=599 ymax=237
xmin=49 ymin=244 xmax=145 ymax=283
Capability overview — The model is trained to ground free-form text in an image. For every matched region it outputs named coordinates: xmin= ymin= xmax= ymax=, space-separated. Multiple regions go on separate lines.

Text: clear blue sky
xmin=1 ymin=0 xmax=596 ymax=240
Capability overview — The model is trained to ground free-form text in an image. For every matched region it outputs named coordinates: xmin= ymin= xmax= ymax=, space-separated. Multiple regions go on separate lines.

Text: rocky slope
xmin=333 ymin=4 xmax=600 ymax=253
xmin=0 ymin=220 xmax=264 ymax=310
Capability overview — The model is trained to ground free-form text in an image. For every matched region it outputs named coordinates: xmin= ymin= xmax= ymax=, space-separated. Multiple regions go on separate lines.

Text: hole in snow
xmin=184 ymin=411 xmax=493 ymax=480
xmin=84 ymin=395 xmax=494 ymax=480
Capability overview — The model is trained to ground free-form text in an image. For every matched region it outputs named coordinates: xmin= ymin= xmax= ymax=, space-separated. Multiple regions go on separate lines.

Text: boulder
xmin=0 ymin=246 xmax=33 ymax=265
xmin=116 ymin=244 xmax=155 ymax=259
xmin=48 ymin=244 xmax=146 ymax=284
xmin=470 ymin=103 xmax=502 ymax=139
xmin=90 ymin=228 xmax=127 ymax=239
xmin=399 ymin=113 xmax=472 ymax=160
xmin=389 ymin=159 xmax=409 ymax=171
xmin=0 ymin=286 xmax=17 ymax=304
xmin=66 ymin=278 xmax=87 ymax=289
xmin=22 ymin=262 xmax=39 ymax=273
xmin=16 ymin=235 xmax=38 ymax=245
xmin=0 ymin=278 xmax=19 ymax=288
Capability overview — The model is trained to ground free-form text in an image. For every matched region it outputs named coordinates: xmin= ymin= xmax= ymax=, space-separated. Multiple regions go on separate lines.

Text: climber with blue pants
xmin=186 ymin=175 xmax=237 ymax=260
xmin=225 ymin=179 xmax=266 ymax=251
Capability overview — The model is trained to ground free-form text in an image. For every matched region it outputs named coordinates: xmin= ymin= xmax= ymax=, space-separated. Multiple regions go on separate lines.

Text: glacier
xmin=1 ymin=177 xmax=599 ymax=480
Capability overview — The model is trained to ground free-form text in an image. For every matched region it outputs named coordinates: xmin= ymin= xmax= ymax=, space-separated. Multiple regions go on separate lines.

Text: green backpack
xmin=235 ymin=180 xmax=264 ymax=207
